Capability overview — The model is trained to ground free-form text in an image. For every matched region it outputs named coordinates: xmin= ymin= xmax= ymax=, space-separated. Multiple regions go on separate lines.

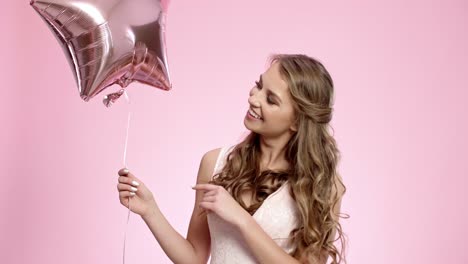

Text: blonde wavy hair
xmin=206 ymin=54 xmax=349 ymax=263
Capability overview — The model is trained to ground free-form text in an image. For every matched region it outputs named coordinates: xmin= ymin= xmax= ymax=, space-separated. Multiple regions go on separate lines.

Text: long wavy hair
xmin=205 ymin=54 xmax=349 ymax=263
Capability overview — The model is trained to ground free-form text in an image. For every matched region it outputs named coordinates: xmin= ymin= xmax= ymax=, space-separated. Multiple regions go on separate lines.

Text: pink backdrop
xmin=1 ymin=0 xmax=467 ymax=263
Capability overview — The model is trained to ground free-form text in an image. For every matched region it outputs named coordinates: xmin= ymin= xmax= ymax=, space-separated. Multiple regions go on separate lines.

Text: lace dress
xmin=207 ymin=145 xmax=300 ymax=264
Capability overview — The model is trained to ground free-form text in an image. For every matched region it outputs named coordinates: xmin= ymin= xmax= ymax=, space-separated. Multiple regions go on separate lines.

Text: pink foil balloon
xmin=30 ymin=0 xmax=172 ymax=107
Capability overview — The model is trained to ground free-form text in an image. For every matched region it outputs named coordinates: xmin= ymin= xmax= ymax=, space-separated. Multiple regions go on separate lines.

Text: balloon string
xmin=122 ymin=90 xmax=132 ymax=264
xmin=123 ymin=111 xmax=131 ymax=168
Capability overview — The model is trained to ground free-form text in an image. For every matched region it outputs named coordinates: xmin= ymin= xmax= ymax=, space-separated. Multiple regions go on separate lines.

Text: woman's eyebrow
xmin=260 ymin=74 xmax=282 ymax=103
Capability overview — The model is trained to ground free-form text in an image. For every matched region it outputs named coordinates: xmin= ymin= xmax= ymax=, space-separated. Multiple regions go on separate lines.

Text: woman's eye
xmin=254 ymin=81 xmax=275 ymax=104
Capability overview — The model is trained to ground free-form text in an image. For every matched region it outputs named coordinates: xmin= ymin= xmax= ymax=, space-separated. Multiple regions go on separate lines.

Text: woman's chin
xmin=243 ymin=119 xmax=254 ymax=131
xmin=244 ymin=121 xmax=261 ymax=134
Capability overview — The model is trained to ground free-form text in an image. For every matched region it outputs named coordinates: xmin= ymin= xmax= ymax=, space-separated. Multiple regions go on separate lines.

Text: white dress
xmin=207 ymin=145 xmax=300 ymax=264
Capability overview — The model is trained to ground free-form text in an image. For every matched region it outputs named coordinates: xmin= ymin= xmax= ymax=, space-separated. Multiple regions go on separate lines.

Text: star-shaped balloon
xmin=30 ymin=0 xmax=172 ymax=107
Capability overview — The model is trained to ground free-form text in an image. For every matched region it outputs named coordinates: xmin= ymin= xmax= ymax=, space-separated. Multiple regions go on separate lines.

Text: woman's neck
xmin=258 ymin=134 xmax=290 ymax=171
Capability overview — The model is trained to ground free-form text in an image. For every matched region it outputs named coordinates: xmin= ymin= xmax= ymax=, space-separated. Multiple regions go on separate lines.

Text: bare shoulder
xmin=197 ymin=147 xmax=222 ymax=183
xmin=202 ymin=148 xmax=222 ymax=164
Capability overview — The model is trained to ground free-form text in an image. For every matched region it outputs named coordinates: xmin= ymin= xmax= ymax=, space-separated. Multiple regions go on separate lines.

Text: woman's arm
xmin=140 ymin=149 xmax=220 ymax=264
xmin=141 ymin=202 xmax=197 ymax=264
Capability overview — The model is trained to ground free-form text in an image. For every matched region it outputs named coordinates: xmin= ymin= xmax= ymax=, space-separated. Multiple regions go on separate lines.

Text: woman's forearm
xmin=141 ymin=202 xmax=198 ymax=264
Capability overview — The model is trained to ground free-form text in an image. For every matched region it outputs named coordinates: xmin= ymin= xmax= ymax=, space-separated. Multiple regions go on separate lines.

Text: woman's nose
xmin=248 ymin=94 xmax=260 ymax=107
xmin=248 ymin=87 xmax=261 ymax=106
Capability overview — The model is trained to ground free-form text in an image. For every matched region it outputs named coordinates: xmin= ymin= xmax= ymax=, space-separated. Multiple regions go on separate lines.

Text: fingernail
xmin=131 ymin=187 xmax=138 ymax=192
xmin=130 ymin=192 xmax=136 ymax=196
xmin=191 ymin=185 xmax=195 ymax=189
xmin=123 ymin=168 xmax=129 ymax=174
xmin=131 ymin=180 xmax=140 ymax=187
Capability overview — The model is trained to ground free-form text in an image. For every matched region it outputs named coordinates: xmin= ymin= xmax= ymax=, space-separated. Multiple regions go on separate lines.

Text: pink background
xmin=1 ymin=0 xmax=467 ymax=263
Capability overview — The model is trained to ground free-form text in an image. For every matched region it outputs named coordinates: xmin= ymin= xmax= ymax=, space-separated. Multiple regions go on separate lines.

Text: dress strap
xmin=211 ymin=145 xmax=235 ymax=179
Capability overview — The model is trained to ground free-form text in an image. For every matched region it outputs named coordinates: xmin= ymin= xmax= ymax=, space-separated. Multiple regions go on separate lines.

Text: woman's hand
xmin=192 ymin=184 xmax=250 ymax=228
xmin=117 ymin=168 xmax=157 ymax=217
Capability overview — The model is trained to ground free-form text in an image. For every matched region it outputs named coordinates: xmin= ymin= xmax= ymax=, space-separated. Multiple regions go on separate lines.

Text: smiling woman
xmin=204 ymin=54 xmax=348 ymax=263
xmin=116 ymin=54 xmax=348 ymax=264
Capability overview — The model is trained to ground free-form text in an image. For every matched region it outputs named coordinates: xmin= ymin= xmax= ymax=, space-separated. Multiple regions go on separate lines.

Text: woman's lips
xmin=246 ymin=109 xmax=262 ymax=121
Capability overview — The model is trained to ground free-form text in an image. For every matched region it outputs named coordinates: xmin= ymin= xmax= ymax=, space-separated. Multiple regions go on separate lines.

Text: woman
xmin=117 ymin=54 xmax=348 ymax=264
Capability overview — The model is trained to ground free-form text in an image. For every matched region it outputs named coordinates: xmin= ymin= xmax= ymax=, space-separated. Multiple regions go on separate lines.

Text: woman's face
xmin=244 ymin=61 xmax=297 ymax=138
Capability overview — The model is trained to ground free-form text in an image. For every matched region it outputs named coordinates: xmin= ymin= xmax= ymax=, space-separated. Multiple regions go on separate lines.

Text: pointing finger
xmin=192 ymin=184 xmax=218 ymax=191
